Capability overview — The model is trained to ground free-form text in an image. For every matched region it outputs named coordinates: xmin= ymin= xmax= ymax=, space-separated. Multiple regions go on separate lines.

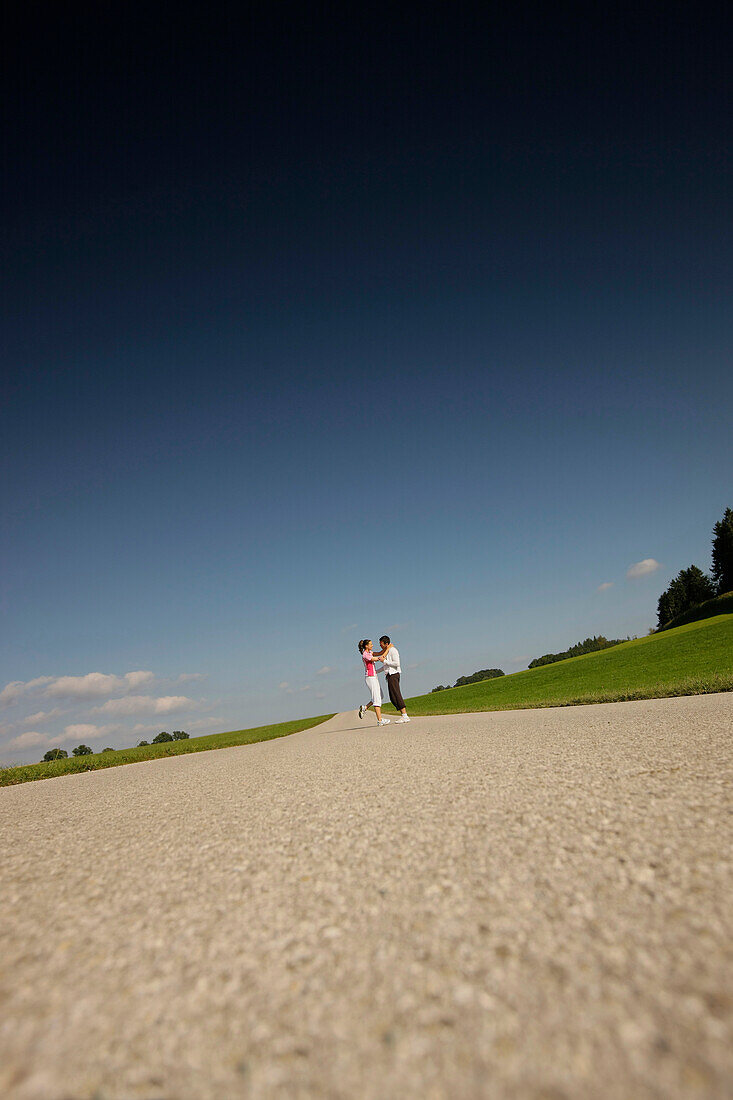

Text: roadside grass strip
xmin=387 ymin=613 xmax=733 ymax=716
xmin=0 ymin=715 xmax=335 ymax=787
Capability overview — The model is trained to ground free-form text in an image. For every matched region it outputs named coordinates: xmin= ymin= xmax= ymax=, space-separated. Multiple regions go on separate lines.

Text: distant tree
xmin=678 ymin=565 xmax=715 ymax=606
xmin=171 ymin=730 xmax=189 ymax=740
xmin=72 ymin=744 xmax=93 ymax=756
xmin=152 ymin=732 xmax=173 ymax=743
xmin=43 ymin=748 xmax=68 ymax=761
xmin=711 ymin=507 xmax=733 ymax=595
xmin=137 ymin=740 xmax=150 ymax=747
xmin=431 ymin=685 xmax=448 ymax=692
xmin=102 ymin=747 xmax=115 ymax=752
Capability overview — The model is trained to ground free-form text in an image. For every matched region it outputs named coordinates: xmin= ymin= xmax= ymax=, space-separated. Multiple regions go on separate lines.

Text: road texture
xmin=1 ymin=693 xmax=732 ymax=1099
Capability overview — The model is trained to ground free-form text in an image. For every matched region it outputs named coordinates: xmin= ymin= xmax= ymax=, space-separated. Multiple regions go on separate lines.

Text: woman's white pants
xmin=365 ymin=675 xmax=382 ymax=706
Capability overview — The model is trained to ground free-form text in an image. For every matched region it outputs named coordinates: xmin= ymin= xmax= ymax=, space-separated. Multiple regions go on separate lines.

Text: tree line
xmin=528 ymin=635 xmax=626 ymax=669
xmin=42 ymin=731 xmax=189 ymax=762
xmin=656 ymin=507 xmax=733 ymax=629
xmin=432 ymin=668 xmax=504 ymax=692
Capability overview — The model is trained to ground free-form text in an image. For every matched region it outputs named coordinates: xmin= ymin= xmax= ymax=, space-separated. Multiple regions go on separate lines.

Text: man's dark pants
xmin=386 ymin=672 xmax=406 ymax=712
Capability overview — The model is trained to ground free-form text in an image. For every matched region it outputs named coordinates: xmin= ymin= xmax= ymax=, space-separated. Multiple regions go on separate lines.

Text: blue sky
xmin=1 ymin=6 xmax=731 ymax=761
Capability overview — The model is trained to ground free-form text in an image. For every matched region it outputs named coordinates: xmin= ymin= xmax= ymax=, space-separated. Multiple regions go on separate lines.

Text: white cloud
xmin=47 ymin=672 xmax=146 ymax=699
xmin=178 ymin=672 xmax=206 ymax=683
xmin=24 ymin=709 xmax=62 ymax=725
xmin=315 ymin=693 xmax=326 ymax=700
xmin=0 ymin=683 xmax=23 ymax=707
xmin=0 ymin=677 xmax=54 ymax=707
xmin=124 ymin=670 xmax=155 ymax=689
xmin=94 ymin=695 xmax=194 ymax=716
xmin=0 ymin=669 xmax=156 ymax=704
xmin=298 ymin=685 xmax=311 ymax=692
xmin=48 ymin=723 xmax=122 ymax=746
xmin=6 ymin=731 xmax=48 ymax=750
xmin=316 ymin=666 xmax=332 ymax=676
xmin=57 ymin=724 xmax=106 ymax=743
xmin=407 ymin=663 xmax=419 ymax=670
xmin=626 ymin=558 xmax=661 ymax=579
xmin=597 ymin=582 xmax=614 ymax=592
xmin=278 ymin=682 xmax=291 ymax=692
xmin=153 ymin=696 xmax=193 ymax=714
xmin=342 ymin=624 xmax=358 ymax=632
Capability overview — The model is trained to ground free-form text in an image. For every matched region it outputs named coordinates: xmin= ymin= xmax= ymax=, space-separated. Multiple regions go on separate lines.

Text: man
xmin=375 ymin=635 xmax=410 ymax=723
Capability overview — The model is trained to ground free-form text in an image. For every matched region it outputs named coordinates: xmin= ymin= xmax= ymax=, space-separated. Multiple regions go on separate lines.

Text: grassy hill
xmin=387 ymin=612 xmax=733 ymax=716
xmin=0 ymin=714 xmax=334 ymax=787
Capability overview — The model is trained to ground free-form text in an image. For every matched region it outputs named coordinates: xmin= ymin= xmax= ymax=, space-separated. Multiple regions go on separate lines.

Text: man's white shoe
xmin=378 ymin=718 xmax=391 ymax=725
xmin=396 ymin=716 xmax=409 ymax=723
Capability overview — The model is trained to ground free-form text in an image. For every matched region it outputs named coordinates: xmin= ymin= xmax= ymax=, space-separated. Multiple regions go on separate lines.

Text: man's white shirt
xmin=380 ymin=646 xmax=401 ymax=675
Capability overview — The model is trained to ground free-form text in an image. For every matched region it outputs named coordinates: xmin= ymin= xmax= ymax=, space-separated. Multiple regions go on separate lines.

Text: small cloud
xmin=341 ymin=624 xmax=358 ymax=632
xmin=387 ymin=622 xmax=409 ymax=632
xmin=316 ymin=666 xmax=332 ymax=676
xmin=315 ymin=693 xmax=326 ymax=700
xmin=185 ymin=718 xmax=221 ymax=731
xmin=298 ymin=685 xmax=311 ymax=692
xmin=626 ymin=558 xmax=661 ymax=579
xmin=178 ymin=672 xmax=207 ymax=684
xmin=597 ymin=582 xmax=614 ymax=592
xmin=6 ymin=731 xmax=48 ymax=750
xmin=95 ymin=695 xmax=194 ymax=716
xmin=406 ymin=663 xmax=419 ymax=671
xmin=278 ymin=682 xmax=292 ymax=693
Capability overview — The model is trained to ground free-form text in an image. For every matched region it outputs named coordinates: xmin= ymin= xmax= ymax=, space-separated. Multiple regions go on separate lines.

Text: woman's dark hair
xmin=358 ymin=639 xmax=371 ymax=653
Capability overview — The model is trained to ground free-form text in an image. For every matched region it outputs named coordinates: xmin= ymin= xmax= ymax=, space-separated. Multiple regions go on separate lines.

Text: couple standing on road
xmin=357 ymin=637 xmax=410 ymax=726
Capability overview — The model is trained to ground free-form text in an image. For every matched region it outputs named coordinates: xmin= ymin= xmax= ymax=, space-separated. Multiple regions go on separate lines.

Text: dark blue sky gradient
xmin=1 ymin=5 xmax=731 ymax=756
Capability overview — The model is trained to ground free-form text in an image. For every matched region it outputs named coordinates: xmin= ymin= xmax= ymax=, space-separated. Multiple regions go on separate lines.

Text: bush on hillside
xmin=137 ymin=740 xmax=149 ymax=747
xmin=657 ymin=590 xmax=733 ymax=631
xmin=171 ymin=730 xmax=189 ymax=740
xmin=72 ymin=745 xmax=93 ymax=756
xmin=431 ymin=685 xmax=448 ymax=692
xmin=43 ymin=748 xmax=68 ymax=761
xmin=153 ymin=732 xmax=173 ymax=743
xmin=529 ymin=636 xmax=623 ymax=669
xmin=657 ymin=565 xmax=715 ymax=629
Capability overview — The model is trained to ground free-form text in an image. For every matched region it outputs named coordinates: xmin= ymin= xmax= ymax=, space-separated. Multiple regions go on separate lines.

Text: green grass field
xmin=384 ymin=612 xmax=733 ymax=716
xmin=0 ymin=714 xmax=334 ymax=787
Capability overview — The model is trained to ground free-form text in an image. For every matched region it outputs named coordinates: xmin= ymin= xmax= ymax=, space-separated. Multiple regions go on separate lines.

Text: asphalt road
xmin=1 ymin=693 xmax=732 ymax=1099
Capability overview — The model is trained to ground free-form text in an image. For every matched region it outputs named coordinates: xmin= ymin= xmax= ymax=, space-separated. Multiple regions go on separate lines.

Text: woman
xmin=357 ymin=639 xmax=391 ymax=725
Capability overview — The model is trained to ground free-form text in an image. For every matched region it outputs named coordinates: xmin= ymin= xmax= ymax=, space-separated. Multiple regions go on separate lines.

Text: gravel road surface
xmin=1 ymin=693 xmax=732 ymax=1099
